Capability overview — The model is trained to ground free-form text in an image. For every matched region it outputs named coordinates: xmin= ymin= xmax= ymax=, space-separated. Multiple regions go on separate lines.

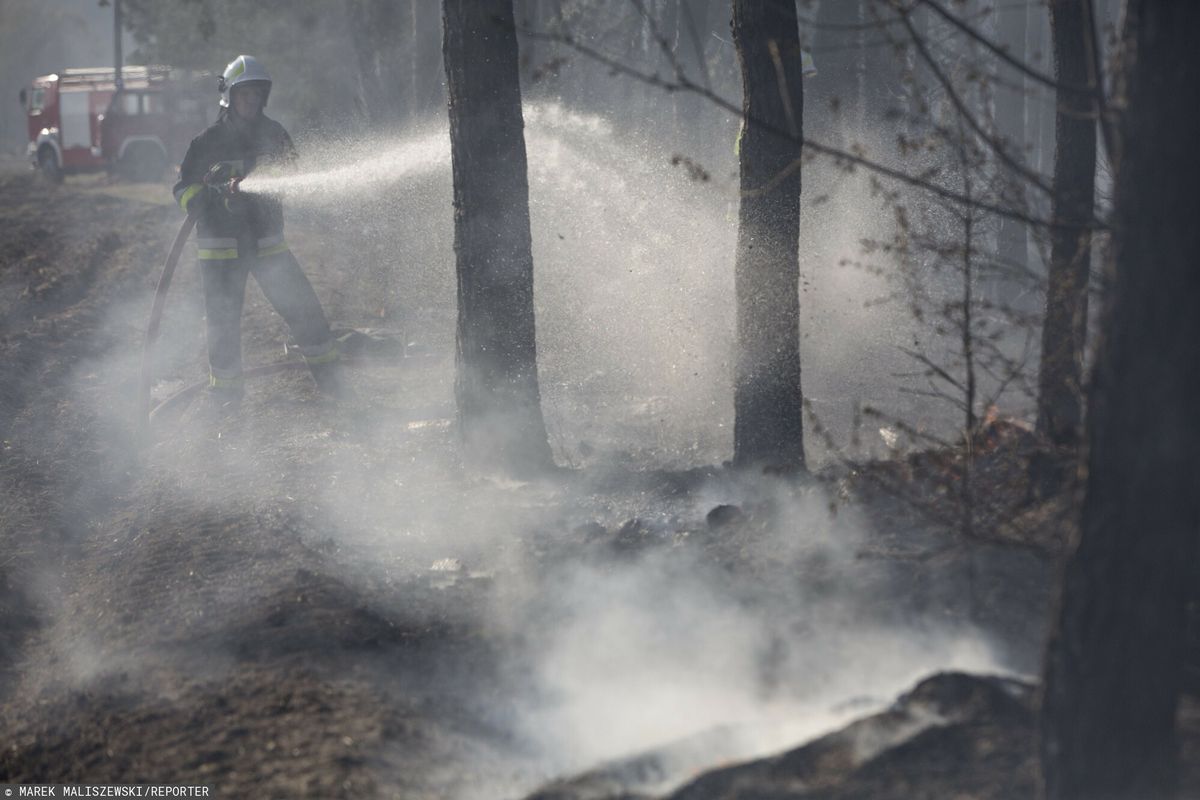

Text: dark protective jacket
xmin=173 ymin=111 xmax=297 ymax=260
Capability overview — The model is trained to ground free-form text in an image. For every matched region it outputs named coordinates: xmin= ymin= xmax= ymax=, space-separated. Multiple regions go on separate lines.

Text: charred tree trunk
xmin=1035 ymin=0 xmax=1099 ymax=448
xmin=730 ymin=0 xmax=805 ymax=471
xmin=442 ymin=0 xmax=554 ymax=473
xmin=1040 ymin=2 xmax=1200 ymax=799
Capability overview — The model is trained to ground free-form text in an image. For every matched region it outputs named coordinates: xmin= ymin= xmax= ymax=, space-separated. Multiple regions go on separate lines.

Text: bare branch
xmin=892 ymin=2 xmax=1056 ymax=200
xmin=899 ymin=346 xmax=969 ymax=394
xmin=680 ymin=2 xmax=711 ymax=92
xmin=863 ymin=405 xmax=956 ymax=449
xmin=628 ymin=0 xmax=684 ymax=84
xmin=911 ymin=0 xmax=1116 ymax=185
xmin=518 ymin=25 xmax=1107 ymax=231
xmin=912 ymin=0 xmax=1096 ymax=97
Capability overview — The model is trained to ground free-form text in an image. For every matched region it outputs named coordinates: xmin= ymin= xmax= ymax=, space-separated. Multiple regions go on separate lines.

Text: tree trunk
xmin=345 ymin=0 xmax=408 ymax=129
xmin=1035 ymin=0 xmax=1098 ymax=448
xmin=1040 ymin=2 xmax=1200 ymax=798
xmin=1032 ymin=4 xmax=1057 ymax=205
xmin=861 ymin=1 xmax=904 ymax=125
xmin=442 ymin=0 xmax=554 ymax=473
xmin=994 ymin=0 xmax=1030 ymax=281
xmin=812 ymin=0 xmax=865 ymax=134
xmin=730 ymin=0 xmax=805 ymax=471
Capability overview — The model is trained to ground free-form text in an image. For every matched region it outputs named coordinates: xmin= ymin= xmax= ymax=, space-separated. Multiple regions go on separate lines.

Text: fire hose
xmin=139 ymin=170 xmax=238 ymax=434
xmin=138 ymin=209 xmax=196 ymax=435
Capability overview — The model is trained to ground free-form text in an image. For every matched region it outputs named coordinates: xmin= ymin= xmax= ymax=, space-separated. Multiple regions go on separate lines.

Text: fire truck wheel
xmin=120 ymin=143 xmax=167 ymax=183
xmin=37 ymin=147 xmax=63 ymax=184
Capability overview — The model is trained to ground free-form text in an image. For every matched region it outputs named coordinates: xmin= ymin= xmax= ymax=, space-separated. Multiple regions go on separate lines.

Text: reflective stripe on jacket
xmin=195 ymin=235 xmax=290 ymax=261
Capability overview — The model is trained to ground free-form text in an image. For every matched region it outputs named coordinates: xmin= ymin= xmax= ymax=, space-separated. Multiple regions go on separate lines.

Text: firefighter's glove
xmin=184 ymin=184 xmax=217 ymax=216
xmin=204 ymin=164 xmax=243 ymax=197
xmin=204 ymin=162 xmax=237 ymax=186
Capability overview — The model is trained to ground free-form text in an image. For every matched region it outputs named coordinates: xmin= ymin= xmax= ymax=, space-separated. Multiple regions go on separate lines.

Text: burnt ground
xmin=0 ymin=166 xmax=1196 ymax=799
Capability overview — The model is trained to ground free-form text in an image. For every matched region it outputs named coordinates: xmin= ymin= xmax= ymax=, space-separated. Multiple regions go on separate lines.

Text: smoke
xmin=1 ymin=85 xmax=1039 ymax=798
xmin=153 ymin=97 xmax=994 ymax=719
xmin=485 ymin=475 xmax=1004 ymax=793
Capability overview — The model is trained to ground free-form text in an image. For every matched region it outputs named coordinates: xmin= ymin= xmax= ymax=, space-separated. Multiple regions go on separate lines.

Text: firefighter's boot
xmin=309 ymin=360 xmax=357 ymax=403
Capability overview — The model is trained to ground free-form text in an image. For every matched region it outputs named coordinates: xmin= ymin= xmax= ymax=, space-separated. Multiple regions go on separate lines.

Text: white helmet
xmin=218 ymin=54 xmax=272 ymax=108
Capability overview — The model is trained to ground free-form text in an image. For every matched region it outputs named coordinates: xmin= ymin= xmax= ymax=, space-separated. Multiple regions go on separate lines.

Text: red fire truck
xmin=19 ymin=65 xmax=210 ymax=183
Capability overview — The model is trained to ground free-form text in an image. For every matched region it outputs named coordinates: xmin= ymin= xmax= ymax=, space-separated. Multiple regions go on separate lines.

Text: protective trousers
xmin=200 ymin=250 xmax=336 ymax=393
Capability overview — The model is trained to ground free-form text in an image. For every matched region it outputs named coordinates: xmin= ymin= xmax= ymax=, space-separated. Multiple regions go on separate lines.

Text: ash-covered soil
xmin=0 ymin=169 xmax=528 ymax=799
xmin=1 ymin=168 xmax=1194 ymax=799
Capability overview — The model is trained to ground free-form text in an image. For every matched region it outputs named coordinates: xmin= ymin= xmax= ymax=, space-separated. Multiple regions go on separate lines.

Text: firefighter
xmin=172 ymin=54 xmax=351 ymax=418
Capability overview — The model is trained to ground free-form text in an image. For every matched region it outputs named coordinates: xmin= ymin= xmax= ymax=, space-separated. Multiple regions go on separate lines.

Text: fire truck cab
xmin=19 ymin=66 xmax=209 ymax=183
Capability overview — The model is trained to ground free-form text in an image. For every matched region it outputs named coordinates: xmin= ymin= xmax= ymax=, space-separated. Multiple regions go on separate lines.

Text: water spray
xmin=238 ymin=133 xmax=451 ymax=201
